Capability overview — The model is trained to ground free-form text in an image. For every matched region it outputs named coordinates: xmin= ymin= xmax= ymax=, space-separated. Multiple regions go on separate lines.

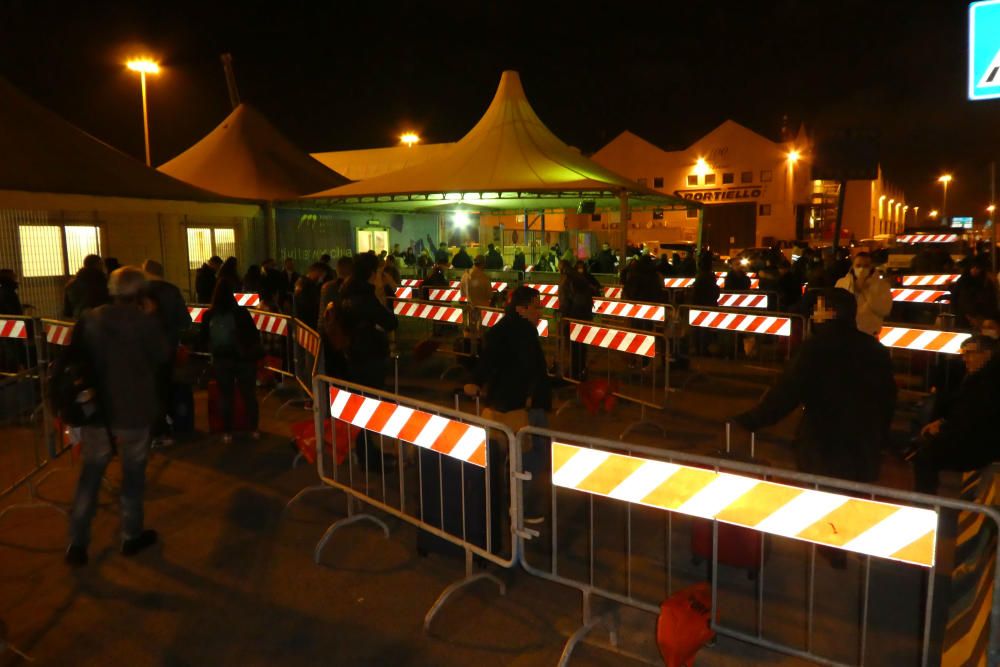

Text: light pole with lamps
xmin=126 ymin=58 xmax=160 ymax=166
xmin=937 ymin=174 xmax=952 ymax=225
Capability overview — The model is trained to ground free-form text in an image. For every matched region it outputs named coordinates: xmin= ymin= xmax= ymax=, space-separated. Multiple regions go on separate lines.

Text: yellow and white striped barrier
xmin=551 ymin=442 xmax=938 ymax=567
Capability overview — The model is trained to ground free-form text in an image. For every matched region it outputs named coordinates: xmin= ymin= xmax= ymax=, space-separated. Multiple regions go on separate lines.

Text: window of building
xmin=741 ymin=171 xmax=753 ymax=183
xmin=591 ymin=213 xmax=602 ymax=222
xmin=186 ymin=227 xmax=237 ymax=270
xmin=653 ymin=176 xmax=664 ymax=189
xmin=687 ymin=174 xmax=698 ymax=186
xmin=704 ymin=173 xmax=716 ymax=185
xmin=686 ymin=208 xmax=699 ymax=219
xmin=722 ymin=173 xmax=734 ymax=184
xmin=761 ymin=169 xmax=772 ymax=182
xmin=19 ymin=226 xmax=65 ymax=277
xmin=64 ymin=226 xmax=101 ymax=273
xmin=652 ymin=209 xmax=664 ymax=220
xmin=759 ymin=204 xmax=772 ymax=216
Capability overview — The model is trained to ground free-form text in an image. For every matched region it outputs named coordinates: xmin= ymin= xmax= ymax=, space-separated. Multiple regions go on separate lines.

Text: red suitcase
xmin=290 ymin=418 xmax=354 ymax=466
xmin=690 ymin=427 xmax=765 ymax=578
xmin=207 ymin=379 xmax=249 ymax=433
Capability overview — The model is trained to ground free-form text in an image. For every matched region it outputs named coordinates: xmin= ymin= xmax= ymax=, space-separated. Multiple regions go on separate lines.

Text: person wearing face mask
xmin=834 ymin=252 xmax=892 ymax=336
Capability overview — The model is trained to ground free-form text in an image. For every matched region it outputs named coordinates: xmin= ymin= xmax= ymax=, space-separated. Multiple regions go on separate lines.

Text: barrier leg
xmin=314 ymin=496 xmax=390 ymax=564
xmin=557 ymin=591 xmax=619 ymax=667
xmin=0 ymin=637 xmax=32 ymax=663
xmin=284 ymin=484 xmax=337 ymax=511
xmin=424 ymin=549 xmax=506 ymax=633
xmin=619 ymin=405 xmax=667 ymax=441
xmin=0 ymin=478 xmax=67 ymax=525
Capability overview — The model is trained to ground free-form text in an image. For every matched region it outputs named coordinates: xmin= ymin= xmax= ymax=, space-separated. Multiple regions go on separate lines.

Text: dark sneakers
xmin=121 ymin=529 xmax=158 ymax=556
xmin=65 ymin=544 xmax=88 ymax=567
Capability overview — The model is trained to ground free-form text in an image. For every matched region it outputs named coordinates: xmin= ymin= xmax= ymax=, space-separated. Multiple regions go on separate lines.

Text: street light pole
xmin=126 ymin=59 xmax=160 ymax=167
xmin=938 ymin=174 xmax=952 ymax=225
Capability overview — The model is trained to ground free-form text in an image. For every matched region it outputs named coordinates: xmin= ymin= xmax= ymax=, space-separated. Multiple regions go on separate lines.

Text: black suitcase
xmin=170 ymin=383 xmax=195 ymax=436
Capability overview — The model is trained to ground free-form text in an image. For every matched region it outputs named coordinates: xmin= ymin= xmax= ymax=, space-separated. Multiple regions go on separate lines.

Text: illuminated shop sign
xmin=674 ymin=186 xmax=763 ymax=202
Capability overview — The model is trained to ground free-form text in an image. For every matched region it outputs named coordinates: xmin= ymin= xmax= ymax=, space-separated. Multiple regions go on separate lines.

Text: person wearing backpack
xmin=64 ymin=267 xmax=168 ymax=567
xmin=559 ymin=260 xmax=596 ymax=380
xmin=202 ymin=282 xmax=262 ymax=443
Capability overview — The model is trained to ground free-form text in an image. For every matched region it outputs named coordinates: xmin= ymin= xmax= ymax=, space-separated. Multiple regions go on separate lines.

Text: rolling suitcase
xmin=207 ymin=378 xmax=249 ymax=433
xmin=690 ymin=425 xmax=765 ymax=578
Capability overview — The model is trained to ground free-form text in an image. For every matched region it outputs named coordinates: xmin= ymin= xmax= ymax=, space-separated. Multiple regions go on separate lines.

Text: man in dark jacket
xmin=951 ymin=257 xmax=998 ymax=328
xmin=723 ymin=258 xmax=751 ymax=290
xmin=434 ymin=242 xmax=451 ymax=266
xmin=66 ymin=267 xmax=168 ymax=566
xmin=142 ymin=260 xmax=190 ymax=443
xmin=485 ymin=244 xmax=504 ymax=270
xmin=451 ymin=245 xmax=473 ymax=269
xmin=593 ymin=242 xmax=618 ymax=274
xmin=195 ymin=256 xmax=222 ymax=304
xmin=913 ymin=335 xmax=1000 ymax=493
xmin=733 ymin=288 xmax=896 ymax=483
xmin=338 ymin=253 xmax=398 ymax=390
xmin=293 ymin=262 xmax=326 ymax=331
xmin=0 ymin=269 xmax=23 ymax=315
xmin=63 ymin=255 xmax=110 ymax=319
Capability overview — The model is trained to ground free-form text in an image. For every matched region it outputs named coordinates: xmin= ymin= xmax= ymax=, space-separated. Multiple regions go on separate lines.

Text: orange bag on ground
xmin=656 ymin=582 xmax=715 ymax=667
xmin=290 ymin=418 xmax=355 ymax=466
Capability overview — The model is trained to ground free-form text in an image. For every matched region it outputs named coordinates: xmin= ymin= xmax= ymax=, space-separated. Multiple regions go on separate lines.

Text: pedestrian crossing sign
xmin=970 ymin=0 xmax=1000 ymax=100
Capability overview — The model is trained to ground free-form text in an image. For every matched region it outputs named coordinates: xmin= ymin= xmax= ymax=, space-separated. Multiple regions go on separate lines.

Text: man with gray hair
xmin=65 ymin=266 xmax=168 ymax=566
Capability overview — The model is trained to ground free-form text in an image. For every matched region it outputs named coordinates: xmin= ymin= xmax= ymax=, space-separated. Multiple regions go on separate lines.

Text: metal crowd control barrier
xmin=522 ymin=283 xmax=561 ymax=310
xmin=477 ymin=305 xmax=558 ymax=376
xmin=557 ymin=317 xmax=668 ymax=439
xmin=900 ymin=274 xmax=959 ymax=287
xmin=234 ymin=292 xmax=261 ymax=307
xmin=288 ymin=374 xmax=518 ymax=632
xmin=292 ymin=319 xmax=321 ymax=400
xmin=892 ymin=289 xmax=951 ymax=305
xmin=248 ymin=309 xmax=294 ymax=387
xmin=515 ymin=426 xmax=1000 ymax=667
xmin=392 ymin=299 xmax=473 ymax=379
xmin=877 ymin=324 xmax=971 ymax=393
xmin=717 ymin=291 xmax=775 ymax=309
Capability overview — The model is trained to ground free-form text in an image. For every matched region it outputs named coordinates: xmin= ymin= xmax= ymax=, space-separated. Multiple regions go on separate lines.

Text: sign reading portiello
xmin=674 ymin=185 xmax=763 ymax=202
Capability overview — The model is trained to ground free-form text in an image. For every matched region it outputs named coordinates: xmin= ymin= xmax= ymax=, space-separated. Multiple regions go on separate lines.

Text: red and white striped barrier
xmin=45 ymin=322 xmax=73 ymax=346
xmin=878 ymin=327 xmax=970 ymax=354
xmin=718 ymin=293 xmax=768 ymax=309
xmin=295 ymin=324 xmax=321 ymax=358
xmin=394 ymin=287 xmax=414 ymax=299
xmin=603 ymin=287 xmax=623 ymax=299
xmin=891 ymin=289 xmax=950 ymax=303
xmin=0 ymin=319 xmax=28 ymax=339
xmin=394 ymin=301 xmax=464 ymax=323
xmin=400 ymin=279 xmax=423 ymax=287
xmin=234 ymin=293 xmax=260 ymax=307
xmin=329 ymin=386 xmax=487 ymax=467
xmin=538 ymin=295 xmax=560 ymax=310
xmin=252 ymin=312 xmax=289 ymax=336
xmin=688 ymin=309 xmax=792 ymax=336
xmin=448 ymin=280 xmax=509 ymax=292
xmin=896 ymin=234 xmax=959 ymax=244
xmin=664 ymin=278 xmax=695 ymax=288
xmin=568 ymin=322 xmax=657 ymax=357
xmin=901 ymin=274 xmax=960 ymax=287
xmin=426 ymin=288 xmax=466 ymax=302
xmin=479 ymin=310 xmax=549 ymax=337
xmin=524 ymin=283 xmax=560 ymax=295
xmin=592 ymin=299 xmax=666 ymax=322
xmin=715 ymin=277 xmax=761 ymax=289
xmin=187 ymin=306 xmax=207 ymax=323
xmin=716 ymin=272 xmax=758 ymax=278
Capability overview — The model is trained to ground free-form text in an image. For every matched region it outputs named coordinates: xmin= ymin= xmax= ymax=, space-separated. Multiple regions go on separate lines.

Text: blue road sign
xmin=970 ymin=0 xmax=1000 ymax=100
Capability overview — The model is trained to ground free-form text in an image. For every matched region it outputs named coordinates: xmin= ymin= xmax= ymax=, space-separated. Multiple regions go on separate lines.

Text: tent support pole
xmin=696 ymin=206 xmax=704 ymax=256
xmin=618 ymin=191 xmax=629 ymax=264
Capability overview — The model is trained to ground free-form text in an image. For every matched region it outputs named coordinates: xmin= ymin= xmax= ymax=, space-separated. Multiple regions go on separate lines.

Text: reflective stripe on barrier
xmin=550 ymin=441 xmax=937 ymax=567
xmin=891 ymin=288 xmax=950 ymax=303
xmin=426 ymin=288 xmax=465 ymax=302
xmin=901 ymin=274 xmax=960 ymax=286
xmin=716 ymin=271 xmax=758 ymax=278
xmin=878 ymin=326 xmax=970 ymax=354
xmin=603 ymin=287 xmax=622 ymax=299
xmin=295 ymin=323 xmax=321 ymax=358
xmin=329 ymin=386 xmax=487 ymax=466
xmin=479 ymin=309 xmax=549 ymax=337
xmin=568 ymin=321 xmax=656 ymax=357
xmin=393 ymin=300 xmax=464 ymax=323
xmin=718 ymin=293 xmax=767 ymax=309
xmin=715 ymin=277 xmax=760 ymax=289
xmin=664 ymin=278 xmax=695 ymax=288
xmin=537 ymin=295 xmax=559 ymax=310
xmin=688 ymin=308 xmax=791 ymax=336
xmin=252 ymin=312 xmax=289 ymax=336
xmin=188 ymin=306 xmax=207 ymax=323
xmin=44 ymin=322 xmax=73 ymax=346
xmin=524 ymin=283 xmax=560 ymax=295
xmin=0 ymin=318 xmax=28 ymax=339
xmin=400 ymin=279 xmax=423 ymax=287
xmin=592 ymin=298 xmax=666 ymax=322
xmin=394 ymin=287 xmax=414 ymax=299
xmin=897 ymin=234 xmax=959 ymax=243
xmin=234 ymin=293 xmax=261 ymax=307
xmin=448 ymin=280 xmax=508 ymax=292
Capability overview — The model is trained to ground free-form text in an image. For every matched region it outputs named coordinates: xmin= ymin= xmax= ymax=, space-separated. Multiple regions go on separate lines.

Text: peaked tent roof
xmin=311 ymin=142 xmax=456 ymax=181
xmin=304 ymin=71 xmax=689 ymax=211
xmin=0 ymin=76 xmax=227 ymax=202
xmin=160 ymin=103 xmax=349 ymax=200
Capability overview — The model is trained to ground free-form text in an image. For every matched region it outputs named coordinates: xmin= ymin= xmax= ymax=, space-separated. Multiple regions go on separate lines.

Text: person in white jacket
xmin=834 ymin=252 xmax=893 ymax=336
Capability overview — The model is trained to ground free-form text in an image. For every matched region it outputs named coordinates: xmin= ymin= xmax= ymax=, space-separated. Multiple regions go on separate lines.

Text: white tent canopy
xmin=160 ymin=103 xmax=349 ymax=200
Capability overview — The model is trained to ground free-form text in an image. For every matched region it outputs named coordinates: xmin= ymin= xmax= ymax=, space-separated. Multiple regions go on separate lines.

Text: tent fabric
xmin=311 ymin=143 xmax=456 ymax=181
xmin=160 ymin=103 xmax=349 ymax=200
xmin=0 ymin=76 xmax=224 ymax=202
xmin=306 ymin=71 xmax=673 ymax=203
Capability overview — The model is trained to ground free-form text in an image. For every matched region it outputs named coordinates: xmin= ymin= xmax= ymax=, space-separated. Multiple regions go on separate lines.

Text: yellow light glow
xmin=888 ymin=199 xmax=895 ymax=206
xmin=988 ymin=205 xmax=996 ymax=213
xmin=937 ymin=174 xmax=953 ymax=184
xmin=399 ymin=132 xmax=420 ymax=147
xmin=787 ymin=150 xmax=801 ymax=163
xmin=929 ymin=210 xmax=939 ymax=218
xmin=126 ymin=59 xmax=160 ymax=74
xmin=693 ymin=157 xmax=710 ymax=177
xmin=879 ymin=195 xmax=887 ymax=202
xmin=453 ymin=212 xmax=471 ymax=228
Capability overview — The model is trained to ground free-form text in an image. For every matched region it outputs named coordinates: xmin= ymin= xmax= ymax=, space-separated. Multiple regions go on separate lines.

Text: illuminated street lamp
xmin=929 ymin=209 xmax=939 ymax=219
xmin=400 ymin=132 xmax=420 ymax=148
xmin=787 ymin=149 xmax=801 ymax=163
xmin=937 ymin=174 xmax=953 ymax=223
xmin=126 ymin=58 xmax=160 ymax=166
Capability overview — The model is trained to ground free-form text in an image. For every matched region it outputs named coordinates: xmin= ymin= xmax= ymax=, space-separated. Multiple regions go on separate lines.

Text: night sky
xmin=2 ymin=1 xmax=998 ymax=216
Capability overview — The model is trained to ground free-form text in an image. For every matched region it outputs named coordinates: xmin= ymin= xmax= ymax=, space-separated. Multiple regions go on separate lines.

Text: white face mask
xmin=853 ymin=266 xmax=870 ymax=280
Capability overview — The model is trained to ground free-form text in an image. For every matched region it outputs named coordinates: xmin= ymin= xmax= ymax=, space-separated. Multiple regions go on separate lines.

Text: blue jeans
xmin=69 ymin=426 xmax=151 ymax=548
